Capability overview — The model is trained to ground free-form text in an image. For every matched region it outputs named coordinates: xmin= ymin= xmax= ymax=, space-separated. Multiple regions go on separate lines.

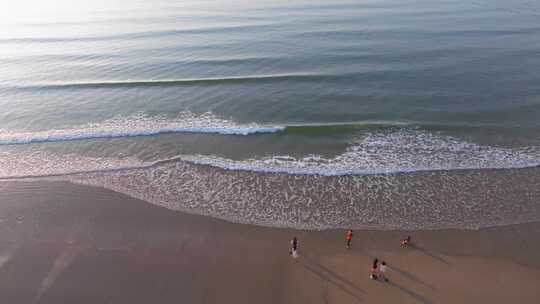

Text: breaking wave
xmin=0 ymin=112 xmax=284 ymax=145
xmin=1 ymin=128 xmax=539 ymax=179
xmin=181 ymin=129 xmax=540 ymax=175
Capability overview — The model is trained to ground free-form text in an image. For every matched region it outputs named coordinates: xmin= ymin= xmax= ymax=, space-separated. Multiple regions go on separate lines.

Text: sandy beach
xmin=1 ymin=180 xmax=539 ymax=304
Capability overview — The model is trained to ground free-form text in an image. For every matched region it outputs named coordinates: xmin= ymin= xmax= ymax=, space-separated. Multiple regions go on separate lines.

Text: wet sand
xmin=0 ymin=181 xmax=539 ymax=303
xmin=66 ymin=161 xmax=540 ymax=230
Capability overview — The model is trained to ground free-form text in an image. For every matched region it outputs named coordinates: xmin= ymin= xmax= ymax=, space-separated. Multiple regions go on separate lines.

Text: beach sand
xmin=0 ymin=181 xmax=539 ymax=303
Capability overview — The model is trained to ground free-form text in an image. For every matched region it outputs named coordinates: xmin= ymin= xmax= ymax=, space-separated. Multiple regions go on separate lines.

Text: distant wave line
xmin=14 ymin=73 xmax=332 ymax=89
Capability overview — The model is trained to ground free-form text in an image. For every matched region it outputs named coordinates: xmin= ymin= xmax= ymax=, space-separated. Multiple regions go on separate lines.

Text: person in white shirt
xmin=290 ymin=237 xmax=299 ymax=259
xmin=379 ymin=261 xmax=388 ymax=282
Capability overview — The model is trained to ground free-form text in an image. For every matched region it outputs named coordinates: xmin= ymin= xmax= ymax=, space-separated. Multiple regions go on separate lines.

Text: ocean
xmin=1 ymin=0 xmax=540 ymax=229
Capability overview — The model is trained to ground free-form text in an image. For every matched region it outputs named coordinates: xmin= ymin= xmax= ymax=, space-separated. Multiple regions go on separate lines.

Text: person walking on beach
xmin=379 ymin=261 xmax=388 ymax=282
xmin=370 ymin=258 xmax=379 ymax=280
xmin=346 ymin=229 xmax=353 ymax=249
xmin=290 ymin=237 xmax=299 ymax=259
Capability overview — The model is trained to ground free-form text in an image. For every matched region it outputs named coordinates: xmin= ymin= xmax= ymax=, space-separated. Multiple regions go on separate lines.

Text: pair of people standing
xmin=370 ymin=258 xmax=388 ymax=282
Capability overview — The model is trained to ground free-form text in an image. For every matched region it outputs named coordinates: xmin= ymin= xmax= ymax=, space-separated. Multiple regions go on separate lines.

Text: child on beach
xmin=370 ymin=258 xmax=378 ymax=280
xmin=379 ymin=261 xmax=388 ymax=282
xmin=401 ymin=235 xmax=411 ymax=246
xmin=290 ymin=237 xmax=299 ymax=259
xmin=346 ymin=229 xmax=353 ymax=249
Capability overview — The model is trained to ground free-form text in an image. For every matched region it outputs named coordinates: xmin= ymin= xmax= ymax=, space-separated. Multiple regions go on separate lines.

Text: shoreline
xmin=1 ymin=180 xmax=539 ymax=303
xmin=4 ymin=176 xmax=540 ymax=232
xmin=64 ymin=161 xmax=540 ymax=230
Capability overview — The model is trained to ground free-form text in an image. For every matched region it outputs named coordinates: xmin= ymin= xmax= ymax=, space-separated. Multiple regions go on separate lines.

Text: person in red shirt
xmin=346 ymin=229 xmax=353 ymax=249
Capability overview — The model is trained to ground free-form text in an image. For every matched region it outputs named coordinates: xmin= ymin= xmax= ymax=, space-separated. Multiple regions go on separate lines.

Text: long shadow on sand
xmin=389 ymin=281 xmax=433 ymax=304
xmin=409 ymin=244 xmax=450 ymax=266
xmin=298 ymin=256 xmax=364 ymax=302
xmin=388 ymin=265 xmax=437 ymax=291
xmin=304 ymin=255 xmax=366 ymax=293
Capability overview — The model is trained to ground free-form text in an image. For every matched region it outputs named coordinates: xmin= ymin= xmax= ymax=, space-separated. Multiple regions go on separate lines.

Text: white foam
xmin=178 ymin=130 xmax=540 ymax=175
xmin=2 ymin=129 xmax=540 ymax=230
xmin=1 ymin=129 xmax=539 ymax=180
xmin=0 ymin=112 xmax=284 ymax=145
xmin=64 ymin=156 xmax=540 ymax=231
xmin=0 ymin=151 xmax=151 ymax=179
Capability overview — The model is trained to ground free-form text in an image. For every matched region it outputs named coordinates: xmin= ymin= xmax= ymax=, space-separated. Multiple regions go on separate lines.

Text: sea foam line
xmin=1 ymin=129 xmax=540 ymax=180
xmin=177 ymin=129 xmax=540 ymax=175
xmin=0 ymin=112 xmax=284 ymax=145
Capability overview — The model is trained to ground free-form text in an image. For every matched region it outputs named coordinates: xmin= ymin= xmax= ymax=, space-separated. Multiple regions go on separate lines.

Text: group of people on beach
xmin=290 ymin=230 xmax=412 ymax=282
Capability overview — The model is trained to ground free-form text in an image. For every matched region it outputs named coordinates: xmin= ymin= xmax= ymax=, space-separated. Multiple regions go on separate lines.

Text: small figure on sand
xmin=401 ymin=235 xmax=411 ymax=246
xmin=379 ymin=261 xmax=388 ymax=282
xmin=346 ymin=229 xmax=353 ymax=249
xmin=290 ymin=237 xmax=299 ymax=259
xmin=370 ymin=258 xmax=378 ymax=280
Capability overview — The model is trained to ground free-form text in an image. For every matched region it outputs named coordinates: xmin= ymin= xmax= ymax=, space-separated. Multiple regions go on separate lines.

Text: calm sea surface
xmin=1 ymin=0 xmax=540 ymax=229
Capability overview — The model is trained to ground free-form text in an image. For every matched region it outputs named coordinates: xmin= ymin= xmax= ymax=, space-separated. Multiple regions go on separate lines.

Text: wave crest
xmin=0 ymin=112 xmax=284 ymax=145
xmin=181 ymin=130 xmax=540 ymax=175
xmin=1 ymin=129 xmax=539 ymax=179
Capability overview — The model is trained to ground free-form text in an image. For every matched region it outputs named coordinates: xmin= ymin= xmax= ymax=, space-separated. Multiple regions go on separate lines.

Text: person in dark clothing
xmin=290 ymin=237 xmax=299 ymax=259
xmin=370 ymin=258 xmax=379 ymax=280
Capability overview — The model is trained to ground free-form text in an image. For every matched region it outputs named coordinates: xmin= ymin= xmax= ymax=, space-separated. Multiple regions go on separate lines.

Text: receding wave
xmin=14 ymin=73 xmax=331 ymax=90
xmin=0 ymin=112 xmax=284 ymax=145
xmin=67 ymin=162 xmax=540 ymax=230
xmin=0 ymin=151 xmax=151 ymax=180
